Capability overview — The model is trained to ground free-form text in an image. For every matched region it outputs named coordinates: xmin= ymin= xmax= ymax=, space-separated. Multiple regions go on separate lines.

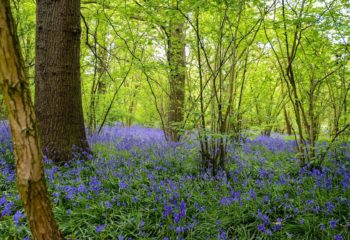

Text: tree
xmin=165 ymin=13 xmax=186 ymax=142
xmin=0 ymin=0 xmax=62 ymax=238
xmin=125 ymin=1 xmax=187 ymax=141
xmin=35 ymin=0 xmax=90 ymax=163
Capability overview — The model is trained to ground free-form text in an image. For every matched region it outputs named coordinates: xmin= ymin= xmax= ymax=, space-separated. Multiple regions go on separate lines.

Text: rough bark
xmin=166 ymin=19 xmax=186 ymax=142
xmin=0 ymin=1 xmax=63 ymax=239
xmin=35 ymin=0 xmax=90 ymax=163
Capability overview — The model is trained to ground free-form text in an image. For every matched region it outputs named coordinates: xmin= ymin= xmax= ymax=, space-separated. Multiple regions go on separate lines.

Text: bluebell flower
xmin=334 ymin=235 xmax=343 ymax=240
xmin=330 ymin=219 xmax=337 ymax=229
xmin=220 ymin=197 xmax=233 ymax=206
xmin=249 ymin=189 xmax=256 ymax=200
xmin=96 ymin=224 xmax=106 ymax=233
xmin=119 ymin=181 xmax=128 ymax=189
xmin=261 ymin=214 xmax=270 ymax=225
xmin=258 ymin=224 xmax=266 ymax=233
xmin=13 ymin=210 xmax=25 ymax=226
xmin=218 ymin=229 xmax=227 ymax=240
xmin=179 ymin=200 xmax=186 ymax=217
xmin=273 ymin=218 xmax=282 ymax=231
xmin=105 ymin=201 xmax=112 ymax=209
xmin=138 ymin=220 xmax=145 ymax=228
xmin=1 ymin=201 xmax=14 ymax=217
xmin=163 ymin=205 xmax=172 ymax=218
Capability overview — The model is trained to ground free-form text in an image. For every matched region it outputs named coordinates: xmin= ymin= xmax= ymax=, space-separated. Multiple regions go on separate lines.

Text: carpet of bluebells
xmin=0 ymin=122 xmax=349 ymax=239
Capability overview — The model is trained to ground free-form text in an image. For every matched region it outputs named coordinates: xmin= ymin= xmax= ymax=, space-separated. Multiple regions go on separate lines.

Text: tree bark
xmin=166 ymin=19 xmax=186 ymax=142
xmin=35 ymin=0 xmax=90 ymax=163
xmin=0 ymin=1 xmax=63 ymax=239
xmin=284 ymin=107 xmax=292 ymax=135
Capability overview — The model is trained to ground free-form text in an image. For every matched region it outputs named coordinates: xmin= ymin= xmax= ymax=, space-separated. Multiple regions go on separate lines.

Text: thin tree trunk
xmin=35 ymin=0 xmax=90 ymax=163
xmin=284 ymin=107 xmax=292 ymax=135
xmin=0 ymin=1 xmax=62 ymax=239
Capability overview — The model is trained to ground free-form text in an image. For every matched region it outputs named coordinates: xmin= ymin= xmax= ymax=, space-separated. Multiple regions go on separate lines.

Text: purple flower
xmin=119 ymin=181 xmax=128 ymax=189
xmin=90 ymin=177 xmax=102 ymax=193
xmin=13 ymin=210 xmax=25 ymax=226
xmin=174 ymin=213 xmax=181 ymax=224
xmin=218 ymin=229 xmax=227 ymax=240
xmin=96 ymin=224 xmax=106 ymax=233
xmin=261 ymin=214 xmax=270 ymax=225
xmin=274 ymin=218 xmax=282 ymax=231
xmin=1 ymin=201 xmax=14 ymax=217
xmin=163 ymin=205 xmax=172 ymax=218
xmin=0 ymin=196 xmax=7 ymax=206
xmin=249 ymin=189 xmax=256 ymax=200
xmin=334 ymin=235 xmax=343 ymax=240
xmin=330 ymin=219 xmax=337 ymax=229
xmin=220 ymin=197 xmax=233 ymax=206
xmin=105 ymin=201 xmax=112 ymax=209
xmin=258 ymin=224 xmax=266 ymax=233
xmin=179 ymin=200 xmax=186 ymax=217
xmin=138 ymin=220 xmax=145 ymax=228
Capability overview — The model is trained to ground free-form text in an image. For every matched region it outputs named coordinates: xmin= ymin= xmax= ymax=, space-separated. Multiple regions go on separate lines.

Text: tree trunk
xmin=166 ymin=19 xmax=186 ymax=142
xmin=284 ymin=107 xmax=292 ymax=135
xmin=35 ymin=0 xmax=90 ymax=163
xmin=0 ymin=1 xmax=63 ymax=239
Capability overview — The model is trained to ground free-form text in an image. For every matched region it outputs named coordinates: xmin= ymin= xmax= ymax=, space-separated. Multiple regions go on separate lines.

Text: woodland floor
xmin=0 ymin=123 xmax=349 ymax=239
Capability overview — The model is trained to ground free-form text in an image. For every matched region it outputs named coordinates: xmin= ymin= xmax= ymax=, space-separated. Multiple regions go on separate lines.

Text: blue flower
xmin=1 ymin=201 xmax=14 ymax=217
xmin=13 ymin=210 xmax=25 ymax=226
xmin=220 ymin=197 xmax=233 ymax=206
xmin=330 ymin=219 xmax=337 ymax=229
xmin=218 ymin=229 xmax=227 ymax=240
xmin=119 ymin=181 xmax=128 ymax=189
xmin=96 ymin=224 xmax=106 ymax=233
xmin=334 ymin=235 xmax=343 ymax=240
xmin=163 ymin=205 xmax=172 ymax=218
xmin=249 ymin=189 xmax=256 ymax=200
xmin=179 ymin=200 xmax=186 ymax=217
xmin=261 ymin=214 xmax=270 ymax=225
xmin=105 ymin=201 xmax=112 ymax=209
xmin=138 ymin=220 xmax=145 ymax=228
xmin=273 ymin=218 xmax=282 ymax=231
xmin=258 ymin=224 xmax=266 ymax=233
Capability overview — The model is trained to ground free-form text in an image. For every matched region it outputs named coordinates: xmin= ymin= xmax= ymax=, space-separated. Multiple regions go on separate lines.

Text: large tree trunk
xmin=0 ymin=1 xmax=63 ymax=239
xmin=35 ymin=0 xmax=90 ymax=163
xmin=166 ymin=19 xmax=186 ymax=142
